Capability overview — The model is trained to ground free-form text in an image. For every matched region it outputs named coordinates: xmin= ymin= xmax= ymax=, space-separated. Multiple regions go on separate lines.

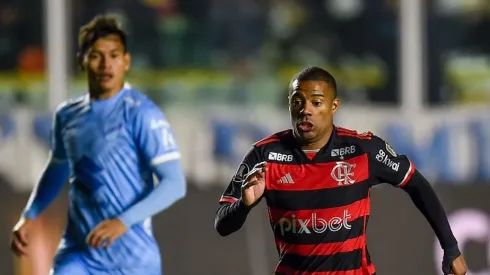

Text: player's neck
xmin=300 ymin=126 xmax=334 ymax=151
xmin=89 ymin=85 xmax=124 ymax=100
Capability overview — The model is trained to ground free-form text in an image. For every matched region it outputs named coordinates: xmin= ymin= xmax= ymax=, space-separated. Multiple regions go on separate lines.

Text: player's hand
xmin=10 ymin=217 xmax=33 ymax=257
xmin=241 ymin=162 xmax=266 ymax=206
xmin=86 ymin=219 xmax=128 ymax=248
xmin=449 ymin=255 xmax=467 ymax=275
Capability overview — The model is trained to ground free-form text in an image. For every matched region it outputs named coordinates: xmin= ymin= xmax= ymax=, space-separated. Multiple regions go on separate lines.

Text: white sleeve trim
xmin=151 ymin=151 xmax=181 ymax=166
xmin=397 ymin=160 xmax=415 ymax=187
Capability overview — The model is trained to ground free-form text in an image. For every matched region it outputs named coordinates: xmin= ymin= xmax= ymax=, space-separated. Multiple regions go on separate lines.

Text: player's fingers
xmin=92 ymin=236 xmax=101 ymax=248
xmin=254 ymin=163 xmax=267 ymax=174
xmin=86 ymin=230 xmax=100 ymax=247
xmin=248 ymin=169 xmax=266 ymax=182
xmin=103 ymin=238 xmax=111 ymax=248
xmin=243 ymin=173 xmax=257 ymax=185
xmin=245 ymin=165 xmax=266 ymax=181
xmin=254 ymin=162 xmax=266 ymax=170
xmin=86 ymin=230 xmax=94 ymax=245
xmin=11 ymin=237 xmax=28 ymax=256
xmin=256 ymin=171 xmax=266 ymax=179
xmin=103 ymin=234 xmax=118 ymax=249
xmin=242 ymin=179 xmax=259 ymax=189
xmin=14 ymin=230 xmax=28 ymax=246
xmin=86 ymin=221 xmax=108 ymax=246
xmin=103 ymin=228 xmax=124 ymax=248
xmin=94 ymin=231 xmax=108 ymax=248
xmin=10 ymin=239 xmax=21 ymax=256
xmin=96 ymin=226 xmax=114 ymax=248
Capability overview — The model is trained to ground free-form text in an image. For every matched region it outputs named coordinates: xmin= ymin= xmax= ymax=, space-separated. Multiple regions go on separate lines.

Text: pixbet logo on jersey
xmin=278 ymin=210 xmax=352 ymax=235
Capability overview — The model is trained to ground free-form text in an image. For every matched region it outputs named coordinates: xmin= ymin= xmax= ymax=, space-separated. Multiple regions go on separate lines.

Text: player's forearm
xmin=22 ymin=159 xmax=70 ymax=220
xmin=118 ymin=160 xmax=186 ymax=227
xmin=402 ymin=170 xmax=459 ymax=253
xmin=214 ymin=200 xmax=251 ymax=236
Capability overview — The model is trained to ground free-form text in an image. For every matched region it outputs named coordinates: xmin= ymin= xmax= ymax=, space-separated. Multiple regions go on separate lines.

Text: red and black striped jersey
xmin=219 ymin=126 xmax=416 ymax=275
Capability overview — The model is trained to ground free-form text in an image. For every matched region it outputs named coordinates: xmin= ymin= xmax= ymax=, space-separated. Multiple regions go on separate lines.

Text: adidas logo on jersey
xmin=268 ymin=152 xmax=293 ymax=162
xmin=277 ymin=173 xmax=294 ymax=184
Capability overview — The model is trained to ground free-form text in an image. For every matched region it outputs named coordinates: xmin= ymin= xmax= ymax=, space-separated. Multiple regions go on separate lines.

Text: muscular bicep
xmin=368 ymin=135 xmax=416 ymax=187
xmin=219 ymin=147 xmax=262 ymax=203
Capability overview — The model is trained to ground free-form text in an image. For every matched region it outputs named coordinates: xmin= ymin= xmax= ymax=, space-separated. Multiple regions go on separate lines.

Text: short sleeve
xmin=133 ymin=105 xmax=180 ymax=166
xmin=219 ymin=147 xmax=262 ymax=204
xmin=366 ymin=135 xmax=416 ymax=187
xmin=51 ymin=111 xmax=67 ymax=162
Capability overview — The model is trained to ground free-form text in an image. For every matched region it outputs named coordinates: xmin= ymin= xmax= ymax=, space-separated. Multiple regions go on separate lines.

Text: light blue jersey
xmin=23 ymin=86 xmax=186 ymax=274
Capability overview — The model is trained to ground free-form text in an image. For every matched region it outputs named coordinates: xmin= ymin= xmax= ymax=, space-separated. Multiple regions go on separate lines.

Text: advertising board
xmin=0 ymin=106 xmax=489 ymax=190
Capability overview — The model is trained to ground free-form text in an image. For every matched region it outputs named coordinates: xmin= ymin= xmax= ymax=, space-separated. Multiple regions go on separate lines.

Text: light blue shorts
xmin=50 ymin=251 xmax=161 ymax=275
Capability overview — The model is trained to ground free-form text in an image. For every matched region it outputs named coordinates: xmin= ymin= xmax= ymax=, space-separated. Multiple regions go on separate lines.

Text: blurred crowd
xmin=0 ymin=0 xmax=490 ymax=108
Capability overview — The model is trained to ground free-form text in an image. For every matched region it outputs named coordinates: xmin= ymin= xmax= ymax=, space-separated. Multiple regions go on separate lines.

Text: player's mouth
xmin=97 ymin=73 xmax=113 ymax=83
xmin=297 ymin=121 xmax=314 ymax=132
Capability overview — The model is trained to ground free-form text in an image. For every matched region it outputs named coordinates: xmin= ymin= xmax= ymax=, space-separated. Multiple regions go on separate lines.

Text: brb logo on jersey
xmin=331 ymin=161 xmax=356 ymax=186
xmin=331 ymin=145 xmax=356 ymax=158
xmin=375 ymin=149 xmax=400 ymax=171
xmin=278 ymin=210 xmax=352 ymax=235
xmin=268 ymin=152 xmax=293 ymax=162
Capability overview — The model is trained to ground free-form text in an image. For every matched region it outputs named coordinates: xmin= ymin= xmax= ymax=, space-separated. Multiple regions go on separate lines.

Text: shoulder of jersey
xmin=335 ymin=126 xmax=374 ymax=144
xmin=335 ymin=127 xmax=393 ymax=157
xmin=122 ymin=88 xmax=162 ymax=114
xmin=253 ymin=129 xmax=292 ymax=149
xmin=55 ymin=94 xmax=88 ymax=114
xmin=123 ymin=88 xmax=149 ymax=107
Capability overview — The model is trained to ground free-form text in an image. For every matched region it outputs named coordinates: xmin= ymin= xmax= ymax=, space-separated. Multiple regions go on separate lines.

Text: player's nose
xmin=98 ymin=58 xmax=111 ymax=69
xmin=300 ymin=102 xmax=313 ymax=116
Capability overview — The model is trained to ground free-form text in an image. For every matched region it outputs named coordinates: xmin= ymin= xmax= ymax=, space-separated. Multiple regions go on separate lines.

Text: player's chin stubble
xmin=294 ymin=129 xmax=316 ymax=145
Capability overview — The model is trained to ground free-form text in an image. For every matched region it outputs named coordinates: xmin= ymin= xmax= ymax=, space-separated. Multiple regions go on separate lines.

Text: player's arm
xmin=118 ymin=105 xmax=186 ymax=228
xmin=214 ymin=147 xmax=262 ymax=236
xmin=366 ymin=135 xmax=461 ymax=265
xmin=22 ymin=111 xmax=70 ymax=221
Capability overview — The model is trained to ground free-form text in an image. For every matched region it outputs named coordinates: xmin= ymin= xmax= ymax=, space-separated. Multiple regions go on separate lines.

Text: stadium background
xmin=0 ymin=0 xmax=490 ymax=274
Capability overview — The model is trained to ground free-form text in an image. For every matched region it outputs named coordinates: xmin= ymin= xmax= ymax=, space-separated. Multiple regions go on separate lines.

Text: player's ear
xmin=123 ymin=52 xmax=131 ymax=72
xmin=77 ymin=52 xmax=85 ymax=71
xmin=331 ymin=98 xmax=340 ymax=114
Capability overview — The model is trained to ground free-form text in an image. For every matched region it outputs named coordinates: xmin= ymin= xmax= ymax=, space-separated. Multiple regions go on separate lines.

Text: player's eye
xmin=313 ymin=101 xmax=323 ymax=107
xmin=291 ymin=100 xmax=303 ymax=106
xmin=88 ymin=54 xmax=100 ymax=60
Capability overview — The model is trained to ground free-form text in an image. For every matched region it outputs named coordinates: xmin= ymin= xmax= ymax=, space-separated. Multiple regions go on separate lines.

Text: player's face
xmin=289 ymin=80 xmax=340 ymax=147
xmin=82 ymin=34 xmax=131 ymax=95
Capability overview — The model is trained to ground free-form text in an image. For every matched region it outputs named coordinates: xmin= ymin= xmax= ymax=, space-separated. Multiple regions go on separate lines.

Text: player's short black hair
xmin=289 ymin=66 xmax=337 ymax=98
xmin=78 ymin=14 xmax=127 ymax=56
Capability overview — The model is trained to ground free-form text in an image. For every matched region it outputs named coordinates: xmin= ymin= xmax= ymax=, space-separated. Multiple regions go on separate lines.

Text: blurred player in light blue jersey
xmin=10 ymin=15 xmax=186 ymax=275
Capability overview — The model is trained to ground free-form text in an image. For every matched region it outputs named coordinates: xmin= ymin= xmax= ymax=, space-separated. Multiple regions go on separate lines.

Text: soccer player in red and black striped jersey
xmin=214 ymin=66 xmax=468 ymax=275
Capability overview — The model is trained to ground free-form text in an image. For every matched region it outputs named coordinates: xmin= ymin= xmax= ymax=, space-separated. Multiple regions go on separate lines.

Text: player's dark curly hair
xmin=78 ymin=14 xmax=127 ymax=56
xmin=289 ymin=66 xmax=337 ymax=98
